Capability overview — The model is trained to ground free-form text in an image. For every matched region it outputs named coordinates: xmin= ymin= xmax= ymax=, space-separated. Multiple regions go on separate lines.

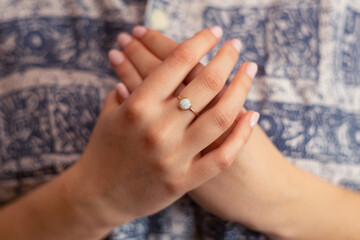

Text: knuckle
xmin=200 ymin=70 xmax=223 ymax=92
xmin=164 ymin=179 xmax=183 ymax=196
xmin=124 ymin=98 xmax=146 ymax=123
xmin=213 ymin=110 xmax=234 ymax=131
xmin=216 ymin=149 xmax=233 ymax=170
xmin=155 ymin=157 xmax=172 ymax=175
xmin=143 ymin=128 xmax=167 ymax=149
xmin=171 ymin=46 xmax=196 ymax=65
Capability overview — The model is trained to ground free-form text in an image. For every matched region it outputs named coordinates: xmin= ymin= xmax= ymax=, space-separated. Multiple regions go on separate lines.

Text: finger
xmin=115 ymin=27 xmax=204 ymax=97
xmin=136 ymin=26 xmax=223 ymax=100
xmin=108 ymin=50 xmax=142 ymax=92
xmin=185 ymin=111 xmax=259 ymax=189
xmin=117 ymin=33 xmax=162 ymax=78
xmin=201 ymin=104 xmax=241 ymax=156
xmin=132 ymin=26 xmax=177 ymax=62
xmin=201 ymin=105 xmax=248 ymax=156
xmin=113 ymin=33 xmax=189 ymax=97
xmin=116 ymin=82 xmax=130 ymax=103
xmin=174 ymin=39 xmax=242 ymax=124
xmin=184 ymin=62 xmax=258 ymax=157
xmin=133 ymin=26 xmax=205 ymax=85
xmin=101 ymin=89 xmax=122 ymax=115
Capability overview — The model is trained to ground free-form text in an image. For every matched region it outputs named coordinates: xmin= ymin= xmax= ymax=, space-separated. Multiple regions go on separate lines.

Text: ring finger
xmin=168 ymin=39 xmax=242 ymax=126
xmin=184 ymin=62 xmax=258 ymax=158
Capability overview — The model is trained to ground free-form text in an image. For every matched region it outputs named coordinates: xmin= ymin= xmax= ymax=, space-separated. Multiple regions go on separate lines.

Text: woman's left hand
xmin=108 ymin=26 xmax=360 ymax=240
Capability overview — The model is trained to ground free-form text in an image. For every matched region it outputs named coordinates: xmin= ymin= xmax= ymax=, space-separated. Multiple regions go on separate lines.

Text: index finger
xmin=135 ymin=27 xmax=223 ymax=100
xmin=132 ymin=26 xmax=205 ymax=84
xmin=132 ymin=26 xmax=178 ymax=60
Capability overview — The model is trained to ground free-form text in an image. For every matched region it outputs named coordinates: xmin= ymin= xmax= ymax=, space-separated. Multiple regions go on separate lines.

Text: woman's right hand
xmin=67 ymin=27 xmax=256 ymax=229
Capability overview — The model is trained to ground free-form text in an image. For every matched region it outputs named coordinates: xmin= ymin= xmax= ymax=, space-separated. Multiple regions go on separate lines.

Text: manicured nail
xmin=209 ymin=26 xmax=223 ymax=38
xmin=132 ymin=25 xmax=147 ymax=38
xmin=250 ymin=112 xmax=260 ymax=128
xmin=245 ymin=62 xmax=258 ymax=79
xmin=117 ymin=33 xmax=132 ymax=48
xmin=108 ymin=50 xmax=125 ymax=66
xmin=116 ymin=83 xmax=130 ymax=99
xmin=230 ymin=39 xmax=242 ymax=53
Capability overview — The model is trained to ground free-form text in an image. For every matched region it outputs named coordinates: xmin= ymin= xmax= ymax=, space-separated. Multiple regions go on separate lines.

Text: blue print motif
xmin=0 ymin=85 xmax=100 ymax=205
xmin=203 ymin=1 xmax=320 ymax=81
xmin=108 ymin=196 xmax=197 ymax=240
xmin=203 ymin=7 xmax=267 ymax=76
xmin=0 ymin=86 xmax=100 ymax=161
xmin=267 ymin=3 xmax=320 ymax=80
xmin=338 ymin=8 xmax=360 ymax=85
xmin=51 ymin=85 xmax=100 ymax=153
xmin=198 ymin=210 xmax=267 ymax=240
xmin=0 ymin=87 xmax=52 ymax=162
xmin=0 ymin=17 xmax=134 ymax=78
xmin=245 ymin=101 xmax=360 ymax=164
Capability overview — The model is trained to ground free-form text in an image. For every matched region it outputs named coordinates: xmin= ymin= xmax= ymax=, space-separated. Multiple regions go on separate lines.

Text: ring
xmin=177 ymin=95 xmax=199 ymax=116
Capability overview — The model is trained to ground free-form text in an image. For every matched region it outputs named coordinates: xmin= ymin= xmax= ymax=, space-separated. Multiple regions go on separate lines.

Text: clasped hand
xmin=74 ymin=27 xmax=258 ymax=227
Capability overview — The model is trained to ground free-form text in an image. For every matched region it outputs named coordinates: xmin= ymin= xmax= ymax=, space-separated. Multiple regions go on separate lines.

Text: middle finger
xmin=135 ymin=26 xmax=223 ymax=101
xmin=167 ymin=39 xmax=242 ymax=126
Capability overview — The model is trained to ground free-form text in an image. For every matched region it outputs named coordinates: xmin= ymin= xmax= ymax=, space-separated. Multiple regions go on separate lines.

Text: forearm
xmin=233 ymin=126 xmax=360 ymax=239
xmin=0 ymin=162 xmax=115 ymax=240
xmin=268 ymin=165 xmax=360 ymax=240
xmin=191 ymin=125 xmax=360 ymax=239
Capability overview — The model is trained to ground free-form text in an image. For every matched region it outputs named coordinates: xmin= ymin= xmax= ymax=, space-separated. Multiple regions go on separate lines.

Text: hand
xmin=109 ymin=26 xmax=360 ymax=240
xmin=108 ymin=24 xmax=265 ymax=226
xmin=71 ymin=27 xmax=257 ymax=229
xmin=108 ymin=25 xmax=302 ymax=235
xmin=109 ymin=26 xmax=259 ymax=162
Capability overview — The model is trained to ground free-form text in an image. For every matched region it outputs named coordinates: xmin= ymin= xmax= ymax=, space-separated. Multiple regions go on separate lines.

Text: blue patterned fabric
xmin=0 ymin=0 xmax=359 ymax=239
xmin=143 ymin=0 xmax=360 ymax=238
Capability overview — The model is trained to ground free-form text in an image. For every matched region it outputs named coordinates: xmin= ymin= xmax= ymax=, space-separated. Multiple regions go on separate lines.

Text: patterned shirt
xmin=0 ymin=0 xmax=359 ymax=239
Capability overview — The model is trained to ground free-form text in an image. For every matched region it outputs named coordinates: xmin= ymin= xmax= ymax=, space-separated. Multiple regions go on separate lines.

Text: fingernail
xmin=244 ymin=62 xmax=258 ymax=79
xmin=230 ymin=39 xmax=242 ymax=53
xmin=250 ymin=112 xmax=260 ymax=128
xmin=132 ymin=25 xmax=147 ymax=38
xmin=209 ymin=26 xmax=223 ymax=38
xmin=117 ymin=33 xmax=132 ymax=48
xmin=108 ymin=50 xmax=125 ymax=66
xmin=116 ymin=83 xmax=130 ymax=99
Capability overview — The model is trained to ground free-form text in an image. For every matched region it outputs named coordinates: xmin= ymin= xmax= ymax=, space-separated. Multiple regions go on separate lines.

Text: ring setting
xmin=177 ymin=96 xmax=199 ymax=116
xmin=179 ymin=98 xmax=191 ymax=110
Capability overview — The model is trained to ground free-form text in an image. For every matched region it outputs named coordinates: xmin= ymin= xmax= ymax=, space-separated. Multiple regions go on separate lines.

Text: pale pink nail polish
xmin=209 ymin=26 xmax=223 ymax=38
xmin=245 ymin=62 xmax=258 ymax=79
xmin=117 ymin=33 xmax=132 ymax=47
xmin=250 ymin=112 xmax=260 ymax=128
xmin=230 ymin=39 xmax=242 ymax=53
xmin=132 ymin=25 xmax=147 ymax=38
xmin=116 ymin=83 xmax=130 ymax=99
xmin=108 ymin=50 xmax=125 ymax=66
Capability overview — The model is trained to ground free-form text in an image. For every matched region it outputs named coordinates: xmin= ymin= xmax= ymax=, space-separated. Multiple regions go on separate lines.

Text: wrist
xmin=60 ymin=161 xmax=122 ymax=237
xmin=62 ymin=150 xmax=143 ymax=233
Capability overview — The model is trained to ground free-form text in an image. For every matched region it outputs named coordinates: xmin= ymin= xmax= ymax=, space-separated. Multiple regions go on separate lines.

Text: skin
xmin=0 ymin=28 xmax=257 ymax=240
xmin=109 ymin=26 xmax=360 ymax=240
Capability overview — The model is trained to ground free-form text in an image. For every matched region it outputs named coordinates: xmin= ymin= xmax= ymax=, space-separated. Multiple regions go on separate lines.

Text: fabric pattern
xmin=0 ymin=0 xmax=359 ymax=239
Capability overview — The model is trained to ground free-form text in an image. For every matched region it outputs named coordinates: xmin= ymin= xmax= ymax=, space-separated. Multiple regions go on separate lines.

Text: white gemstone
xmin=179 ymin=98 xmax=191 ymax=110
